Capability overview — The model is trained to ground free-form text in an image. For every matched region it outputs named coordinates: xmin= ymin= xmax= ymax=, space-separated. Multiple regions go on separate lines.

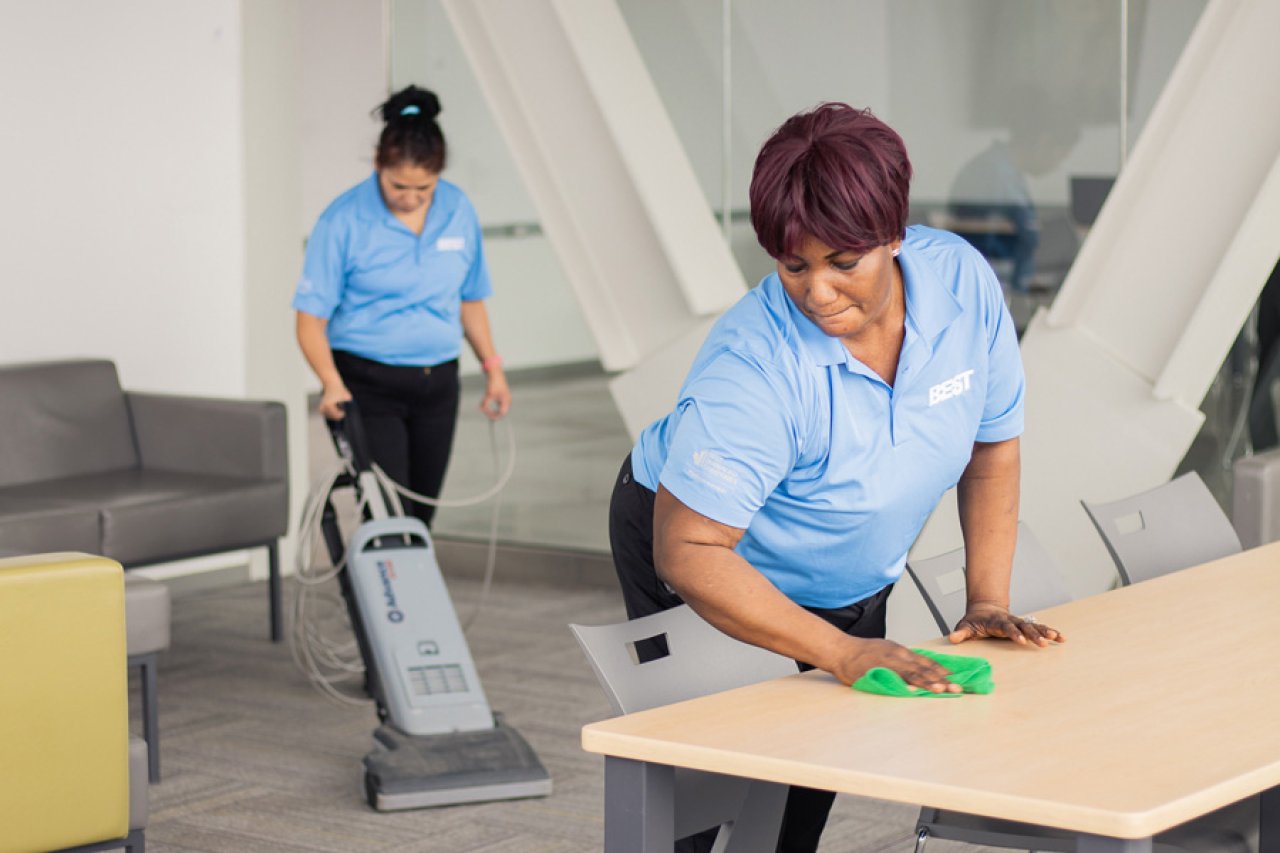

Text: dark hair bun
xmin=380 ymin=85 xmax=441 ymax=124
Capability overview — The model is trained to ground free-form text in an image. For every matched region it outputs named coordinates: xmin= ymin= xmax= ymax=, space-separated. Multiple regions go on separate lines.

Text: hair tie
xmin=400 ymin=105 xmax=421 ymax=117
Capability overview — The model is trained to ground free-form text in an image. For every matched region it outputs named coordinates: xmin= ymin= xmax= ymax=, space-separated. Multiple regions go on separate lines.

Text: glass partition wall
xmin=388 ymin=1 xmax=1242 ymax=551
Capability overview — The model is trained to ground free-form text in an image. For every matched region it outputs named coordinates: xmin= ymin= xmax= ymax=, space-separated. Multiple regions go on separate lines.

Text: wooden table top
xmin=582 ymin=541 xmax=1280 ymax=839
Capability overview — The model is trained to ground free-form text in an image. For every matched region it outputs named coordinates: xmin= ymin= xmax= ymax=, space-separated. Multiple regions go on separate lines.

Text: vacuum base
xmin=363 ymin=716 xmax=552 ymax=811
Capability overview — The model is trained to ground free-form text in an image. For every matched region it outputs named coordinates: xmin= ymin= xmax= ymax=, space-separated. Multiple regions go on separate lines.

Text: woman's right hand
xmin=834 ymin=638 xmax=960 ymax=693
xmin=319 ymin=383 xmax=353 ymax=421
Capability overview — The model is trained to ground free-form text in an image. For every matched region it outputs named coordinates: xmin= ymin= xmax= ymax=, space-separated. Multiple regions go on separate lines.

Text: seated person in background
xmin=609 ymin=102 xmax=1063 ymax=853
xmin=947 ymin=108 xmax=1079 ymax=293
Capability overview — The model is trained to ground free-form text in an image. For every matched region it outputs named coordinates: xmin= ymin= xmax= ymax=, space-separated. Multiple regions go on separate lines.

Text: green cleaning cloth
xmin=852 ymin=648 xmax=994 ymax=697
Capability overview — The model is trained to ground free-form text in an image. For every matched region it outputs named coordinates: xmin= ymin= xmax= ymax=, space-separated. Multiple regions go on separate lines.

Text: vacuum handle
xmin=327 ymin=399 xmax=375 ymax=474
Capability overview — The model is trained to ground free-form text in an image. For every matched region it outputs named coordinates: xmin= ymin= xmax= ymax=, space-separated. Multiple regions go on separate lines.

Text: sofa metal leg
xmin=268 ymin=541 xmax=282 ymax=643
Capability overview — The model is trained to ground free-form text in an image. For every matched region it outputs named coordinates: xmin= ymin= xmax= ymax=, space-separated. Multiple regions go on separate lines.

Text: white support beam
xmin=552 ymin=0 xmax=743 ymax=317
xmin=1155 ymin=152 xmax=1280 ymax=405
xmin=440 ymin=0 xmax=745 ymax=383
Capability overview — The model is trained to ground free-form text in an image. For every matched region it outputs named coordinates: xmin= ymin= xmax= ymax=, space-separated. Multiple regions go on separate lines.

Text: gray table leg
xmin=1262 ymin=785 xmax=1279 ymax=853
xmin=1077 ymin=835 xmax=1152 ymax=852
xmin=605 ymin=756 xmax=675 ymax=853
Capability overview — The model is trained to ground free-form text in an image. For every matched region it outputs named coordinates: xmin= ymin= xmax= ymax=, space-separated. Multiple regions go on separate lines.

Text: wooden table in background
xmin=582 ymin=541 xmax=1280 ymax=852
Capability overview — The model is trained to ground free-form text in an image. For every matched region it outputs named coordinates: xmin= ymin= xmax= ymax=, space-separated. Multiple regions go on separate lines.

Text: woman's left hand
xmin=480 ymin=369 xmax=511 ymax=420
xmin=948 ymin=602 xmax=1064 ymax=647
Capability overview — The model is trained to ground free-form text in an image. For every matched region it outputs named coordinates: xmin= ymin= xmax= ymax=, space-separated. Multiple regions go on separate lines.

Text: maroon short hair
xmin=749 ymin=103 xmax=912 ymax=258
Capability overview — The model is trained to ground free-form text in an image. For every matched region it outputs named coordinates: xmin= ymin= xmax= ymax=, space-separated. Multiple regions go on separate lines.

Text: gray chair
xmin=1081 ymin=471 xmax=1242 ymax=586
xmin=905 ymin=522 xmax=1072 ymax=636
xmin=905 ymin=523 xmax=1076 ymax=852
xmin=570 ymin=604 xmax=795 ymax=852
xmin=1231 ymin=446 xmax=1280 ymax=548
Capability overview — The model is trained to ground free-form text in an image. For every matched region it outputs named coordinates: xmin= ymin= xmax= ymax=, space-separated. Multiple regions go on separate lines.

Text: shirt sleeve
xmin=291 ymin=213 xmax=347 ymax=319
xmin=975 ymin=264 xmax=1025 ymax=442
xmin=459 ymin=212 xmax=493 ymax=302
xmin=659 ymin=351 xmax=801 ymax=530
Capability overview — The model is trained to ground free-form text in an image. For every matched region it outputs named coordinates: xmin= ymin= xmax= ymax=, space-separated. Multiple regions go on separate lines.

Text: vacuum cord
xmin=290 ymin=464 xmax=371 ymax=706
xmin=289 ymin=416 xmax=516 ymax=706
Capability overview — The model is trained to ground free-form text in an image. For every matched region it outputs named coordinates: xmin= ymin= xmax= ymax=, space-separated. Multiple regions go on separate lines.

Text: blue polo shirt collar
xmin=774 ymin=277 xmax=848 ymax=368
xmin=776 ymin=237 xmax=964 ymax=374
xmin=899 ymin=240 xmax=963 ymax=346
xmin=354 ymin=172 xmax=389 ymax=223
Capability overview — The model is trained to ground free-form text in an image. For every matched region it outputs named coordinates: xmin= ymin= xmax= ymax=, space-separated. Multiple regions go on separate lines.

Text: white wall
xmin=0 ymin=0 xmax=312 ymax=580
xmin=0 ymin=1 xmax=247 ymax=395
xmin=243 ymin=0 xmax=309 ymax=583
xmin=301 ymin=0 xmax=388 ymax=232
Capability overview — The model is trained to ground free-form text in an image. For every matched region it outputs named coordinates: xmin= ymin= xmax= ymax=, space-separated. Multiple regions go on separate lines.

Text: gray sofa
xmin=0 ymin=359 xmax=289 ymax=640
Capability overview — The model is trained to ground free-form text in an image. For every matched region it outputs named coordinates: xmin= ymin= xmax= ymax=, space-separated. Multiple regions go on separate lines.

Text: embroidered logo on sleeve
xmin=928 ymin=369 xmax=975 ymax=406
xmin=296 ymin=276 xmax=314 ymax=294
xmin=685 ymin=450 xmax=739 ymax=494
xmin=436 ymin=236 xmax=466 ymax=252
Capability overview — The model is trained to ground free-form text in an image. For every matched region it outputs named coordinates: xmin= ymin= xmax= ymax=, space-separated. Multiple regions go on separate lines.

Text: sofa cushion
xmin=0 ymin=469 xmax=288 ymax=566
xmin=0 ymin=498 xmax=100 ymax=555
xmin=0 ymin=360 xmax=138 ymax=488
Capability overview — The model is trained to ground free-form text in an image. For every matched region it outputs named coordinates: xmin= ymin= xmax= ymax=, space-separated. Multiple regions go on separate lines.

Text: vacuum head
xmin=364 ymin=717 xmax=552 ymax=810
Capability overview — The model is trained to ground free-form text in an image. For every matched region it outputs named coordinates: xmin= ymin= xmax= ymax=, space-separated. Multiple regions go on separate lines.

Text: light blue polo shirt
xmin=631 ymin=226 xmax=1024 ymax=608
xmin=292 ymin=173 xmax=492 ymax=366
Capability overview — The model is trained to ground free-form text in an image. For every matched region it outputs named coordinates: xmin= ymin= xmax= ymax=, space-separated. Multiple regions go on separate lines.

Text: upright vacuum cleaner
xmin=316 ymin=401 xmax=551 ymax=811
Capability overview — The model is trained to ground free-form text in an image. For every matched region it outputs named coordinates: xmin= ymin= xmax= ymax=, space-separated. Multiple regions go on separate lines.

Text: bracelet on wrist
xmin=481 ymin=354 xmax=504 ymax=372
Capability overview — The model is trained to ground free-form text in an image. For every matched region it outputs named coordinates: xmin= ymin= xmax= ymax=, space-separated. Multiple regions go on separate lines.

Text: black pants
xmin=333 ymin=350 xmax=460 ymax=529
xmin=609 ymin=455 xmax=892 ymax=853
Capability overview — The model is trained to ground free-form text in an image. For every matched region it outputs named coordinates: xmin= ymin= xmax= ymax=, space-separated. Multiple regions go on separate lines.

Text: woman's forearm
xmin=460 ymin=300 xmax=498 ymax=364
xmin=956 ymin=437 xmax=1021 ymax=609
xmin=654 ymin=487 xmax=854 ymax=673
xmin=655 ymin=488 xmax=963 ymax=691
xmin=295 ymin=311 xmax=343 ymax=390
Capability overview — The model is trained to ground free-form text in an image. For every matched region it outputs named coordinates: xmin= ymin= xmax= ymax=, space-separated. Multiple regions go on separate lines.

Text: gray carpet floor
xmin=135 ymin=570 xmax=996 ymax=852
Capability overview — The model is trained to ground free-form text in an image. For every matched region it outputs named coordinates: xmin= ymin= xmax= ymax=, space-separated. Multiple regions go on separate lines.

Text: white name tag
xmin=436 ymin=236 xmax=465 ymax=252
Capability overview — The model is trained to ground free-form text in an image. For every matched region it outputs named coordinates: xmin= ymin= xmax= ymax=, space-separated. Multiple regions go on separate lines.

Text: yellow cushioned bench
xmin=0 ymin=553 xmax=135 ymax=853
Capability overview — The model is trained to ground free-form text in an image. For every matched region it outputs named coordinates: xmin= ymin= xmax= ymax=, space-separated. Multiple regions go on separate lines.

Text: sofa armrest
xmin=127 ymin=392 xmax=287 ymax=482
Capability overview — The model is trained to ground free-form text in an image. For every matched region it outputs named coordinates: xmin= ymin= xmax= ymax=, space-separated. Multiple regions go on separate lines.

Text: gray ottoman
xmin=126 ymin=574 xmax=171 ymax=783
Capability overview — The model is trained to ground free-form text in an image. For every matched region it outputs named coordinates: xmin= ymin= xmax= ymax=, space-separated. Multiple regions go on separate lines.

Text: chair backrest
xmin=1068 ymin=174 xmax=1115 ymax=228
xmin=1232 ymin=446 xmax=1280 ymax=549
xmin=0 ymin=359 xmax=138 ymax=488
xmin=905 ymin=522 xmax=1073 ymax=636
xmin=1081 ymin=471 xmax=1243 ymax=586
xmin=0 ymin=552 xmax=131 ymax=852
xmin=570 ymin=604 xmax=797 ymax=715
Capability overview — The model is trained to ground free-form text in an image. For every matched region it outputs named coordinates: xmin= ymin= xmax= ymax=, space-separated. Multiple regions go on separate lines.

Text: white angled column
xmin=440 ymin=0 xmax=745 ymax=435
